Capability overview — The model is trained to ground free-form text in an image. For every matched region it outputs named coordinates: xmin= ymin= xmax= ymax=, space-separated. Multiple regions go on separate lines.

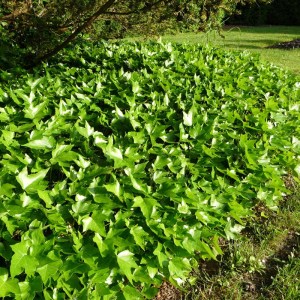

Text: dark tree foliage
xmin=227 ymin=0 xmax=299 ymax=26
xmin=266 ymin=0 xmax=300 ymax=26
xmin=0 ymin=0 xmax=270 ymax=67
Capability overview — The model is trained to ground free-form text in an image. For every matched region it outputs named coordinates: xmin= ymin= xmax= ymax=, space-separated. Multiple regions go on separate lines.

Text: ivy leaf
xmin=93 ymin=233 xmax=109 ymax=256
xmin=130 ymin=226 xmax=148 ymax=250
xmin=132 ymin=196 xmax=160 ymax=219
xmin=178 ymin=200 xmax=190 ymax=214
xmin=0 ymin=183 xmax=16 ymax=197
xmin=51 ymin=144 xmax=73 ymax=159
xmin=183 ymin=110 xmax=193 ymax=126
xmin=200 ymin=241 xmax=217 ymax=260
xmin=37 ymin=190 xmax=53 ymax=208
xmin=62 ymin=259 xmax=90 ymax=278
xmin=23 ymin=136 xmax=55 ymax=150
xmin=129 ymin=174 xmax=148 ymax=193
xmin=82 ymin=213 xmax=106 ymax=237
xmin=51 ymin=147 xmax=78 ymax=165
xmin=24 ymin=101 xmax=48 ymax=119
xmin=294 ymin=164 xmax=300 ymax=177
xmin=10 ymin=241 xmax=38 ymax=277
xmin=123 ymin=285 xmax=143 ymax=300
xmin=104 ymin=178 xmax=122 ymax=199
xmin=153 ymin=243 xmax=168 ymax=268
xmin=168 ymin=257 xmax=192 ymax=283
xmin=76 ymin=121 xmax=94 ymax=139
xmin=0 ymin=268 xmax=20 ymax=297
xmin=37 ymin=257 xmax=63 ymax=283
xmin=16 ymin=167 xmax=49 ymax=191
xmin=117 ymin=250 xmax=138 ymax=284
xmin=105 ymin=140 xmax=123 ymax=160
xmin=132 ymin=81 xmax=140 ymax=94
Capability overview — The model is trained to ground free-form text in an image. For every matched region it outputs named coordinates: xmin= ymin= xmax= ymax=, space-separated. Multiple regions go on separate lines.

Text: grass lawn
xmin=162 ymin=26 xmax=300 ymax=75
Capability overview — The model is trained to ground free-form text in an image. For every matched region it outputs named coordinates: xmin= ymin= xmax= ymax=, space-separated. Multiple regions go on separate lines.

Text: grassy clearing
xmin=162 ymin=26 xmax=300 ymax=74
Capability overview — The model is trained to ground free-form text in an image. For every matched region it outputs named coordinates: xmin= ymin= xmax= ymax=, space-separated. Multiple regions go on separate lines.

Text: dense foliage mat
xmin=0 ymin=41 xmax=299 ymax=299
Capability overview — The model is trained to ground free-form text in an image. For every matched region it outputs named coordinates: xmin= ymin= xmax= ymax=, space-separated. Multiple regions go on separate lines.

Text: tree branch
xmin=27 ymin=0 xmax=175 ymax=68
xmin=0 ymin=4 xmax=31 ymax=22
xmin=104 ymin=0 xmax=172 ymax=15
xmin=28 ymin=0 xmax=117 ymax=68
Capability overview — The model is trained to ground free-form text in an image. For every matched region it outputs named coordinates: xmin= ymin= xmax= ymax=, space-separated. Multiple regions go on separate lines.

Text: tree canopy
xmin=0 ymin=0 xmax=270 ymax=67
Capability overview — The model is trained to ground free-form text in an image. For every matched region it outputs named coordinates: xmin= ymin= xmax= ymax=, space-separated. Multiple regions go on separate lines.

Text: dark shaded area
xmin=255 ymin=231 xmax=300 ymax=291
xmin=268 ymin=39 xmax=300 ymax=49
xmin=220 ymin=39 xmax=283 ymax=50
xmin=227 ymin=0 xmax=300 ymax=26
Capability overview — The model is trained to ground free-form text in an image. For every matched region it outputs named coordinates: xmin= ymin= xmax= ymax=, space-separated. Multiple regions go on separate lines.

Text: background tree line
xmin=227 ymin=0 xmax=300 ymax=26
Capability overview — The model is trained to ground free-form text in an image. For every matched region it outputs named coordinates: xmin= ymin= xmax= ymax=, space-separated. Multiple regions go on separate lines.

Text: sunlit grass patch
xmin=162 ymin=26 xmax=300 ymax=74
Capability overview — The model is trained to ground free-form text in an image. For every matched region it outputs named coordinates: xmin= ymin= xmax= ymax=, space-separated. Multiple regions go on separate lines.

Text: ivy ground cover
xmin=0 ymin=41 xmax=299 ymax=299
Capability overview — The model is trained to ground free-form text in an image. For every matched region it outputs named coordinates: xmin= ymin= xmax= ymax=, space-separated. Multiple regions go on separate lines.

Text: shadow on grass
xmin=223 ymin=43 xmax=266 ymax=50
xmin=224 ymin=26 xmax=300 ymax=35
xmin=251 ymin=231 xmax=300 ymax=296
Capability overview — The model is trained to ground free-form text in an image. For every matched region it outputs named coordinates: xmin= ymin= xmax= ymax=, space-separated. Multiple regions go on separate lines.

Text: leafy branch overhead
xmin=0 ymin=0 xmax=271 ymax=66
